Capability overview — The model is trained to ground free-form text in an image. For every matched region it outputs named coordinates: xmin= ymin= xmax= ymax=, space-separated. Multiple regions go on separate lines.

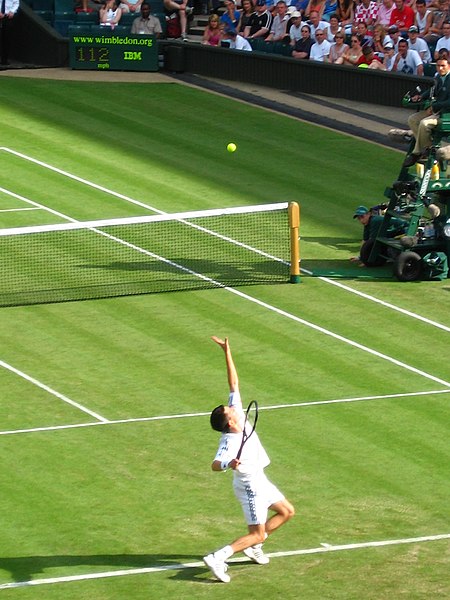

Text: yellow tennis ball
xmin=227 ymin=143 xmax=237 ymax=153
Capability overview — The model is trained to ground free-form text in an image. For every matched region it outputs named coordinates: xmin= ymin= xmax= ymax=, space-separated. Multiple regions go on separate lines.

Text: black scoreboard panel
xmin=69 ymin=33 xmax=158 ymax=72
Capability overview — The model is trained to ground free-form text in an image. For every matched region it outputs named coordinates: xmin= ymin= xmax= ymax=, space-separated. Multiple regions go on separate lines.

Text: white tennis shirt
xmin=214 ymin=390 xmax=270 ymax=480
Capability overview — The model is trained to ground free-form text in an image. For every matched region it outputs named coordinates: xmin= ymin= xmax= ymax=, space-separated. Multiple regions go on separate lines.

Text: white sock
xmin=214 ymin=545 xmax=234 ymax=561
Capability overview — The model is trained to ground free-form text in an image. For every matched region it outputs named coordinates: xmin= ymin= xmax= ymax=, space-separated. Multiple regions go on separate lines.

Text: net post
xmin=288 ymin=202 xmax=301 ymax=283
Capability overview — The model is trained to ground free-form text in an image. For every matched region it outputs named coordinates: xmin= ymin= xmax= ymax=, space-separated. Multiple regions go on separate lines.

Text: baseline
xmin=0 ymin=532 xmax=448 ymax=590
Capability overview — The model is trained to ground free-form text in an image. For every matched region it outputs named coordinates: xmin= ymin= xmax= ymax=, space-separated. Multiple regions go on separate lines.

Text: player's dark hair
xmin=210 ymin=405 xmax=230 ymax=432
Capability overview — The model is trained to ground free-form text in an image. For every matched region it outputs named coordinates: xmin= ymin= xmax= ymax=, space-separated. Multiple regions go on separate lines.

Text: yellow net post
xmin=288 ymin=202 xmax=301 ymax=283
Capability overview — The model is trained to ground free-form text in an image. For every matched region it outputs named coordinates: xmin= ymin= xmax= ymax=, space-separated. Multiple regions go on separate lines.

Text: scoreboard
xmin=69 ymin=32 xmax=159 ymax=72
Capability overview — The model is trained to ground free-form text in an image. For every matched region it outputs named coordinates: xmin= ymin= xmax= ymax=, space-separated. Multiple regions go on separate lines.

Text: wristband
xmin=221 ymin=460 xmax=229 ymax=471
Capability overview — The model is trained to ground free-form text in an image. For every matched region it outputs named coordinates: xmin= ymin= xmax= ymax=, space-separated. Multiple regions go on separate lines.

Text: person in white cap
xmin=288 ymin=10 xmax=305 ymax=45
xmin=407 ymin=25 xmax=432 ymax=63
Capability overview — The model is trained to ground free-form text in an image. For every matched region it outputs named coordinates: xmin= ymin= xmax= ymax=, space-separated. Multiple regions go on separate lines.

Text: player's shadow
xmin=0 ymin=554 xmax=211 ymax=585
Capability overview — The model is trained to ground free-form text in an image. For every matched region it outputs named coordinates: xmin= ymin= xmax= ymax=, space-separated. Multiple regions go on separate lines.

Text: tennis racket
xmin=236 ymin=400 xmax=259 ymax=461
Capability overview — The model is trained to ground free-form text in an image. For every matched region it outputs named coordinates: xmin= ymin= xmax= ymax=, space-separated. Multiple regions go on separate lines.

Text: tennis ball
xmin=358 ymin=63 xmax=369 ymax=69
xmin=227 ymin=143 xmax=237 ymax=153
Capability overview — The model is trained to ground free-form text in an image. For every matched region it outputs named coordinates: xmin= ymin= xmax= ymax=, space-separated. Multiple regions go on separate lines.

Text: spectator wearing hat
xmin=376 ymin=0 xmax=394 ymax=28
xmin=224 ymin=27 xmax=253 ymax=49
xmin=289 ymin=10 xmax=306 ymax=45
xmin=351 ymin=205 xmax=407 ymax=263
xmin=392 ymin=38 xmax=424 ymax=74
xmin=309 ymin=27 xmax=331 ymax=59
xmin=434 ymin=21 xmax=450 ymax=60
xmin=387 ymin=24 xmax=401 ymax=51
xmin=389 ymin=0 xmax=415 ymax=35
xmin=408 ymin=25 xmax=432 ymax=62
xmin=265 ymin=0 xmax=290 ymax=41
xmin=383 ymin=40 xmax=396 ymax=68
xmin=292 ymin=22 xmax=314 ymax=57
xmin=414 ymin=0 xmax=433 ymax=38
xmin=244 ymin=0 xmax=273 ymax=38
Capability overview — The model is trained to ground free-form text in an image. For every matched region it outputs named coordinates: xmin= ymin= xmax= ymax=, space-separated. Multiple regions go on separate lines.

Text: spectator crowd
xmin=76 ymin=0 xmax=450 ymax=72
xmin=199 ymin=0 xmax=450 ymax=72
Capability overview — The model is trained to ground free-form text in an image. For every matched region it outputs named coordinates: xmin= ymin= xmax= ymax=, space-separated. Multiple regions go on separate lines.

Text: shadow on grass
xmin=0 ymin=554 xmax=214 ymax=585
xmin=301 ymin=259 xmax=394 ymax=280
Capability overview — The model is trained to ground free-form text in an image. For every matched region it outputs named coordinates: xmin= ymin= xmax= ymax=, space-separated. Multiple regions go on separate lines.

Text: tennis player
xmin=203 ymin=336 xmax=295 ymax=583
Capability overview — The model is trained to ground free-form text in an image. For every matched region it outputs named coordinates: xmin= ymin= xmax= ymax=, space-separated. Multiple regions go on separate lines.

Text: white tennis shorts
xmin=233 ymin=472 xmax=285 ymax=525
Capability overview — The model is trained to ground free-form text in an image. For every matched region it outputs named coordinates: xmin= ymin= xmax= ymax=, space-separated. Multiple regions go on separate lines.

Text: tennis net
xmin=0 ymin=202 xmax=293 ymax=307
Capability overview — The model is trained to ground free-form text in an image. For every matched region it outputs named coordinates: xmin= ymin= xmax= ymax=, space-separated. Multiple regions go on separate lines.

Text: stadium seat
xmin=32 ymin=0 xmax=54 ymax=9
xmin=424 ymin=63 xmax=436 ymax=77
xmin=75 ymin=11 xmax=98 ymax=23
xmin=68 ymin=23 xmax=90 ymax=32
xmin=34 ymin=9 xmax=54 ymax=22
xmin=119 ymin=13 xmax=135 ymax=25
xmin=55 ymin=0 xmax=75 ymax=17
xmin=154 ymin=12 xmax=167 ymax=36
xmin=149 ymin=0 xmax=165 ymax=12
xmin=90 ymin=24 xmax=131 ymax=34
xmin=54 ymin=19 xmax=75 ymax=35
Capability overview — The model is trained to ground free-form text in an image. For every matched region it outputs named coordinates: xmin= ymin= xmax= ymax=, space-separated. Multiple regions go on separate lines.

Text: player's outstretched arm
xmin=211 ymin=336 xmax=239 ymax=392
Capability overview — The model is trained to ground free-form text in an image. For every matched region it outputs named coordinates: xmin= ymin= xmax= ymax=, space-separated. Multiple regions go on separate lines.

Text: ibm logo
xmin=123 ymin=51 xmax=142 ymax=61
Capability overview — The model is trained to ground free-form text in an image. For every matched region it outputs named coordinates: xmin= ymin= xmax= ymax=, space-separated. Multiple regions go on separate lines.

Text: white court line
xmin=1 ymin=186 xmax=449 ymax=391
xmin=1 ymin=150 xmax=449 ymax=422
xmin=0 ymin=532 xmax=448 ymax=590
xmin=0 ymin=207 xmax=41 ymax=213
xmin=0 ymin=360 xmax=108 ymax=423
xmin=0 ymin=388 xmax=448 ymax=437
xmin=300 ymin=267 xmax=450 ymax=334
xmin=2 ymin=146 xmax=449 ymax=334
xmin=0 ymin=187 xmax=449 ymax=421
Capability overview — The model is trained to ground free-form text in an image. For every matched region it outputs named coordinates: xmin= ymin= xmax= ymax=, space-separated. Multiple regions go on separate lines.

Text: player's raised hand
xmin=211 ymin=336 xmax=229 ymax=351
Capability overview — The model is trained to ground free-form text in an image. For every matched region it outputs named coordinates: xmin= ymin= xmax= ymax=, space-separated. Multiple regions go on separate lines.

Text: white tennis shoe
xmin=243 ymin=544 xmax=270 ymax=565
xmin=203 ymin=553 xmax=230 ymax=583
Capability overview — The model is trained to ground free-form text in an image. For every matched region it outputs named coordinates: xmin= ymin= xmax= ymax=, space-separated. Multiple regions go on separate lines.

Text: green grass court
xmin=0 ymin=76 xmax=448 ymax=599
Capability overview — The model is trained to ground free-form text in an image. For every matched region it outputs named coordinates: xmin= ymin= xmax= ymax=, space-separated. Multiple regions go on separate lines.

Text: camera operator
xmin=403 ymin=55 xmax=450 ymax=168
